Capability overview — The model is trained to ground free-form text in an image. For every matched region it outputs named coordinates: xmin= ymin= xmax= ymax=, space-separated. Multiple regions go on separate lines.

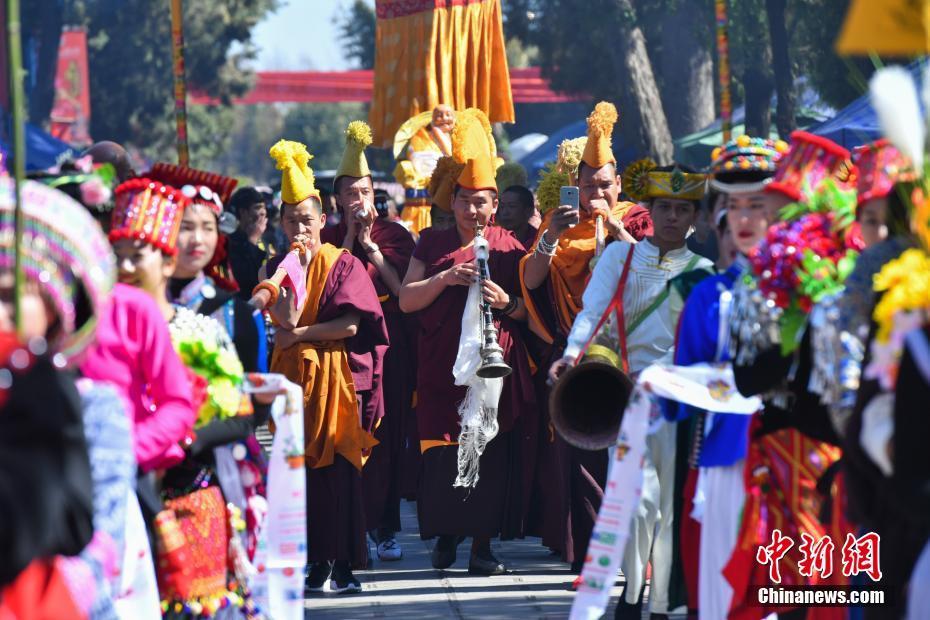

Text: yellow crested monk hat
xmin=581 ymin=101 xmax=619 ymax=170
xmin=269 ymin=139 xmax=319 ymax=205
xmin=428 ymin=156 xmax=464 ymax=212
xmin=452 ymin=109 xmax=498 ymax=192
xmin=336 ymin=120 xmax=373 ymax=181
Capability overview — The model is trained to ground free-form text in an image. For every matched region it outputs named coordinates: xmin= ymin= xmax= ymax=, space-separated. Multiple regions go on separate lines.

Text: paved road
xmin=304 ymin=500 xmax=684 ymax=619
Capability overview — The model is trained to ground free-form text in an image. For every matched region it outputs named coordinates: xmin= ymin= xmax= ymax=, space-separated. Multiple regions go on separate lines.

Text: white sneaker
xmin=377 ymin=537 xmax=403 ymax=561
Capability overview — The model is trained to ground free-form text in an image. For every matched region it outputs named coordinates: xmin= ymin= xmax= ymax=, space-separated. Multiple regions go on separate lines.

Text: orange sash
xmin=270 ymin=244 xmax=378 ymax=471
xmin=520 ymin=201 xmax=636 ymax=343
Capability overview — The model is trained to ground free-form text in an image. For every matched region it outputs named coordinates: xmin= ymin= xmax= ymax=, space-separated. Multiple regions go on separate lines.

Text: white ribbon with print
xmin=242 ymin=373 xmax=306 ymax=620
xmin=570 ymin=362 xmax=762 ymax=620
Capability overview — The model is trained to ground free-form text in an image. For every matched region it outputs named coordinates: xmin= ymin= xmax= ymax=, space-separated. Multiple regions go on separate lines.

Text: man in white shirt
xmin=549 ymin=163 xmax=713 ymax=620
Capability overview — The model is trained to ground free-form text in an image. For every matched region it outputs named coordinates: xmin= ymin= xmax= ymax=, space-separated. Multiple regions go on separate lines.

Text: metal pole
xmin=170 ymin=0 xmax=190 ymax=166
xmin=716 ymin=0 xmax=732 ymax=143
xmin=6 ymin=0 xmax=26 ymax=337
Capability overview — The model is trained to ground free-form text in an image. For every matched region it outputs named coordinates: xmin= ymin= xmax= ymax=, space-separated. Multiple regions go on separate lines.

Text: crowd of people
xmin=1 ymin=72 xmax=929 ymax=620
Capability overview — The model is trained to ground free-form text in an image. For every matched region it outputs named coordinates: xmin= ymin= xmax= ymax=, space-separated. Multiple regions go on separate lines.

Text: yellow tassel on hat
xmin=452 ymin=112 xmax=498 ymax=192
xmin=537 ymin=162 xmax=570 ymax=214
xmin=269 ymin=139 xmax=318 ymax=205
xmin=428 ymin=156 xmax=464 ymax=212
xmin=336 ymin=120 xmax=373 ymax=179
xmin=557 ymin=137 xmax=588 ymax=176
xmin=581 ymin=101 xmax=619 ymax=170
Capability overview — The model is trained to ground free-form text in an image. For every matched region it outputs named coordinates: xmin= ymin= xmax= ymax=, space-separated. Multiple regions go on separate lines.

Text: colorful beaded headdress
xmin=623 ymin=158 xmax=706 ymax=202
xmin=109 ymin=177 xmax=192 ymax=255
xmin=0 ymin=178 xmax=116 ymax=364
xmin=859 ymin=66 xmax=930 ymax=390
xmin=148 ymin=163 xmax=238 ymax=217
xmin=765 ymin=131 xmax=851 ymax=203
xmin=851 ymin=139 xmax=916 ymax=207
xmin=709 ymin=135 xmax=788 ymax=193
xmin=32 ymin=155 xmax=119 ymax=213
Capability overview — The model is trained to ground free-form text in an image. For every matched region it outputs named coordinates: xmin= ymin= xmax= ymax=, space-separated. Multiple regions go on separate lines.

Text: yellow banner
xmin=369 ymin=0 xmax=514 ymax=147
xmin=836 ymin=0 xmax=930 ymax=56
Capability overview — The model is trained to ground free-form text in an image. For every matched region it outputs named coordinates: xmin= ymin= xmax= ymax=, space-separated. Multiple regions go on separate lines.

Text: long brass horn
xmin=474 ymin=224 xmax=512 ymax=379
xmin=549 ymin=344 xmax=633 ymax=450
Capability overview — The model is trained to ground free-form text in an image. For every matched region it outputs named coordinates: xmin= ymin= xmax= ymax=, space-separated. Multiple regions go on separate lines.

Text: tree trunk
xmin=612 ymin=0 xmax=674 ymax=165
xmin=766 ymin=0 xmax=796 ymax=139
xmin=659 ymin=0 xmax=715 ymax=138
xmin=743 ymin=67 xmax=773 ymax=138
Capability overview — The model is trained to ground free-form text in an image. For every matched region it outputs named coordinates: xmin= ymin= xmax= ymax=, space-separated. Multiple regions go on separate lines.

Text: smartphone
xmin=560 ymin=186 xmax=580 ymax=227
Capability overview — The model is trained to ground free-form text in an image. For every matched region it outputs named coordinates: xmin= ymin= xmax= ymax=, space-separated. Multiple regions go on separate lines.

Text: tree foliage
xmin=29 ymin=0 xmax=279 ymax=167
xmin=527 ymin=0 xmax=885 ymax=145
xmin=791 ymin=0 xmax=876 ymax=109
xmin=339 ymin=0 xmax=377 ymax=70
xmin=281 ymin=102 xmax=368 ymax=171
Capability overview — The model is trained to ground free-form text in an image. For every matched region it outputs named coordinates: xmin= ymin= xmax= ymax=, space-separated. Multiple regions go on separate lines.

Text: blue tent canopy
xmin=517 ymin=120 xmax=638 ymax=185
xmin=811 ymin=59 xmax=927 ymax=150
xmin=0 ymin=118 xmax=76 ymax=172
xmin=518 ymin=79 xmax=834 ymax=184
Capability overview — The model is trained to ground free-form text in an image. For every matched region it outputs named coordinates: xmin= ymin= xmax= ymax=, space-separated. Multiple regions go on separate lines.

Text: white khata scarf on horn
xmin=451 ymin=274 xmax=503 ymax=488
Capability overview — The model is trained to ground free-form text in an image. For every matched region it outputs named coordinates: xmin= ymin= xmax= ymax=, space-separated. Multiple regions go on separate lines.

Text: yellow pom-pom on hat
xmin=536 ymin=162 xmax=570 ymax=214
xmin=452 ymin=112 xmax=497 ymax=192
xmin=269 ymin=139 xmax=319 ymax=205
xmin=557 ymin=137 xmax=587 ymax=176
xmin=581 ymin=101 xmax=619 ymax=169
xmin=336 ymin=120 xmax=373 ymax=180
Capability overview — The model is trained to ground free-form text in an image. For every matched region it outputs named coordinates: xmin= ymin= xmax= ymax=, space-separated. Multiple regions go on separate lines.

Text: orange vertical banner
xmin=170 ymin=0 xmax=189 ymax=167
xmin=369 ymin=0 xmax=515 ymax=148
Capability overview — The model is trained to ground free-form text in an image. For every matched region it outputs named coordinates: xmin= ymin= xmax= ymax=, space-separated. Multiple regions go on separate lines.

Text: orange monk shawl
xmin=270 ymin=244 xmax=379 ymax=471
xmin=519 ymin=201 xmax=637 ymax=344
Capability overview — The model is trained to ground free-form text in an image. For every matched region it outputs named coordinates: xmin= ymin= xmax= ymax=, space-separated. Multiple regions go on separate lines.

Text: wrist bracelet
xmin=252 ymin=280 xmax=280 ymax=306
xmin=502 ymin=297 xmax=518 ymax=315
xmin=536 ymin=230 xmax=557 ymax=256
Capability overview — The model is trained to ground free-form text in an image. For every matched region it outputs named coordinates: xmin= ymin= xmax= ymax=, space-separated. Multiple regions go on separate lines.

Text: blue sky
xmin=251 ymin=0 xmax=371 ymax=71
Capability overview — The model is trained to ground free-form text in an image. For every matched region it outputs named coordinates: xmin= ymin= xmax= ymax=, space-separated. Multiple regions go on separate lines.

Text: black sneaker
xmin=330 ymin=561 xmax=362 ymax=594
xmin=305 ymin=561 xmax=332 ymax=593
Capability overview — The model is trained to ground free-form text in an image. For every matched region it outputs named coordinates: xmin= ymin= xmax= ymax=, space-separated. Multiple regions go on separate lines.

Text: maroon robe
xmin=412 ymin=226 xmax=537 ymax=540
xmin=511 ymin=223 xmax=538 ymax=252
xmin=522 ymin=208 xmax=653 ymax=566
xmin=322 ymin=219 xmax=418 ymax=532
xmin=269 ymin=248 xmax=389 ymax=568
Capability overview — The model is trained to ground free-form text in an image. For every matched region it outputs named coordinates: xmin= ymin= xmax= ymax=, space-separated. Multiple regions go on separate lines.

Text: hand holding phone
xmin=560 ymin=186 xmax=581 ymax=228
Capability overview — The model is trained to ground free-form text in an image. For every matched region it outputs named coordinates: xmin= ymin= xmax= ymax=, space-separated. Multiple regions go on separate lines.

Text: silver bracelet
xmin=536 ymin=230 xmax=557 ymax=256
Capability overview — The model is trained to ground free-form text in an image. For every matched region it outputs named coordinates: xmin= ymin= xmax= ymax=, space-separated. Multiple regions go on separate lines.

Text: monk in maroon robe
xmin=520 ymin=159 xmax=653 ymax=573
xmin=265 ymin=195 xmax=389 ymax=593
xmin=399 ymin=186 xmax=537 ymax=576
xmin=325 ymin=175 xmax=417 ymax=561
xmin=497 ymin=185 xmax=539 ymax=251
